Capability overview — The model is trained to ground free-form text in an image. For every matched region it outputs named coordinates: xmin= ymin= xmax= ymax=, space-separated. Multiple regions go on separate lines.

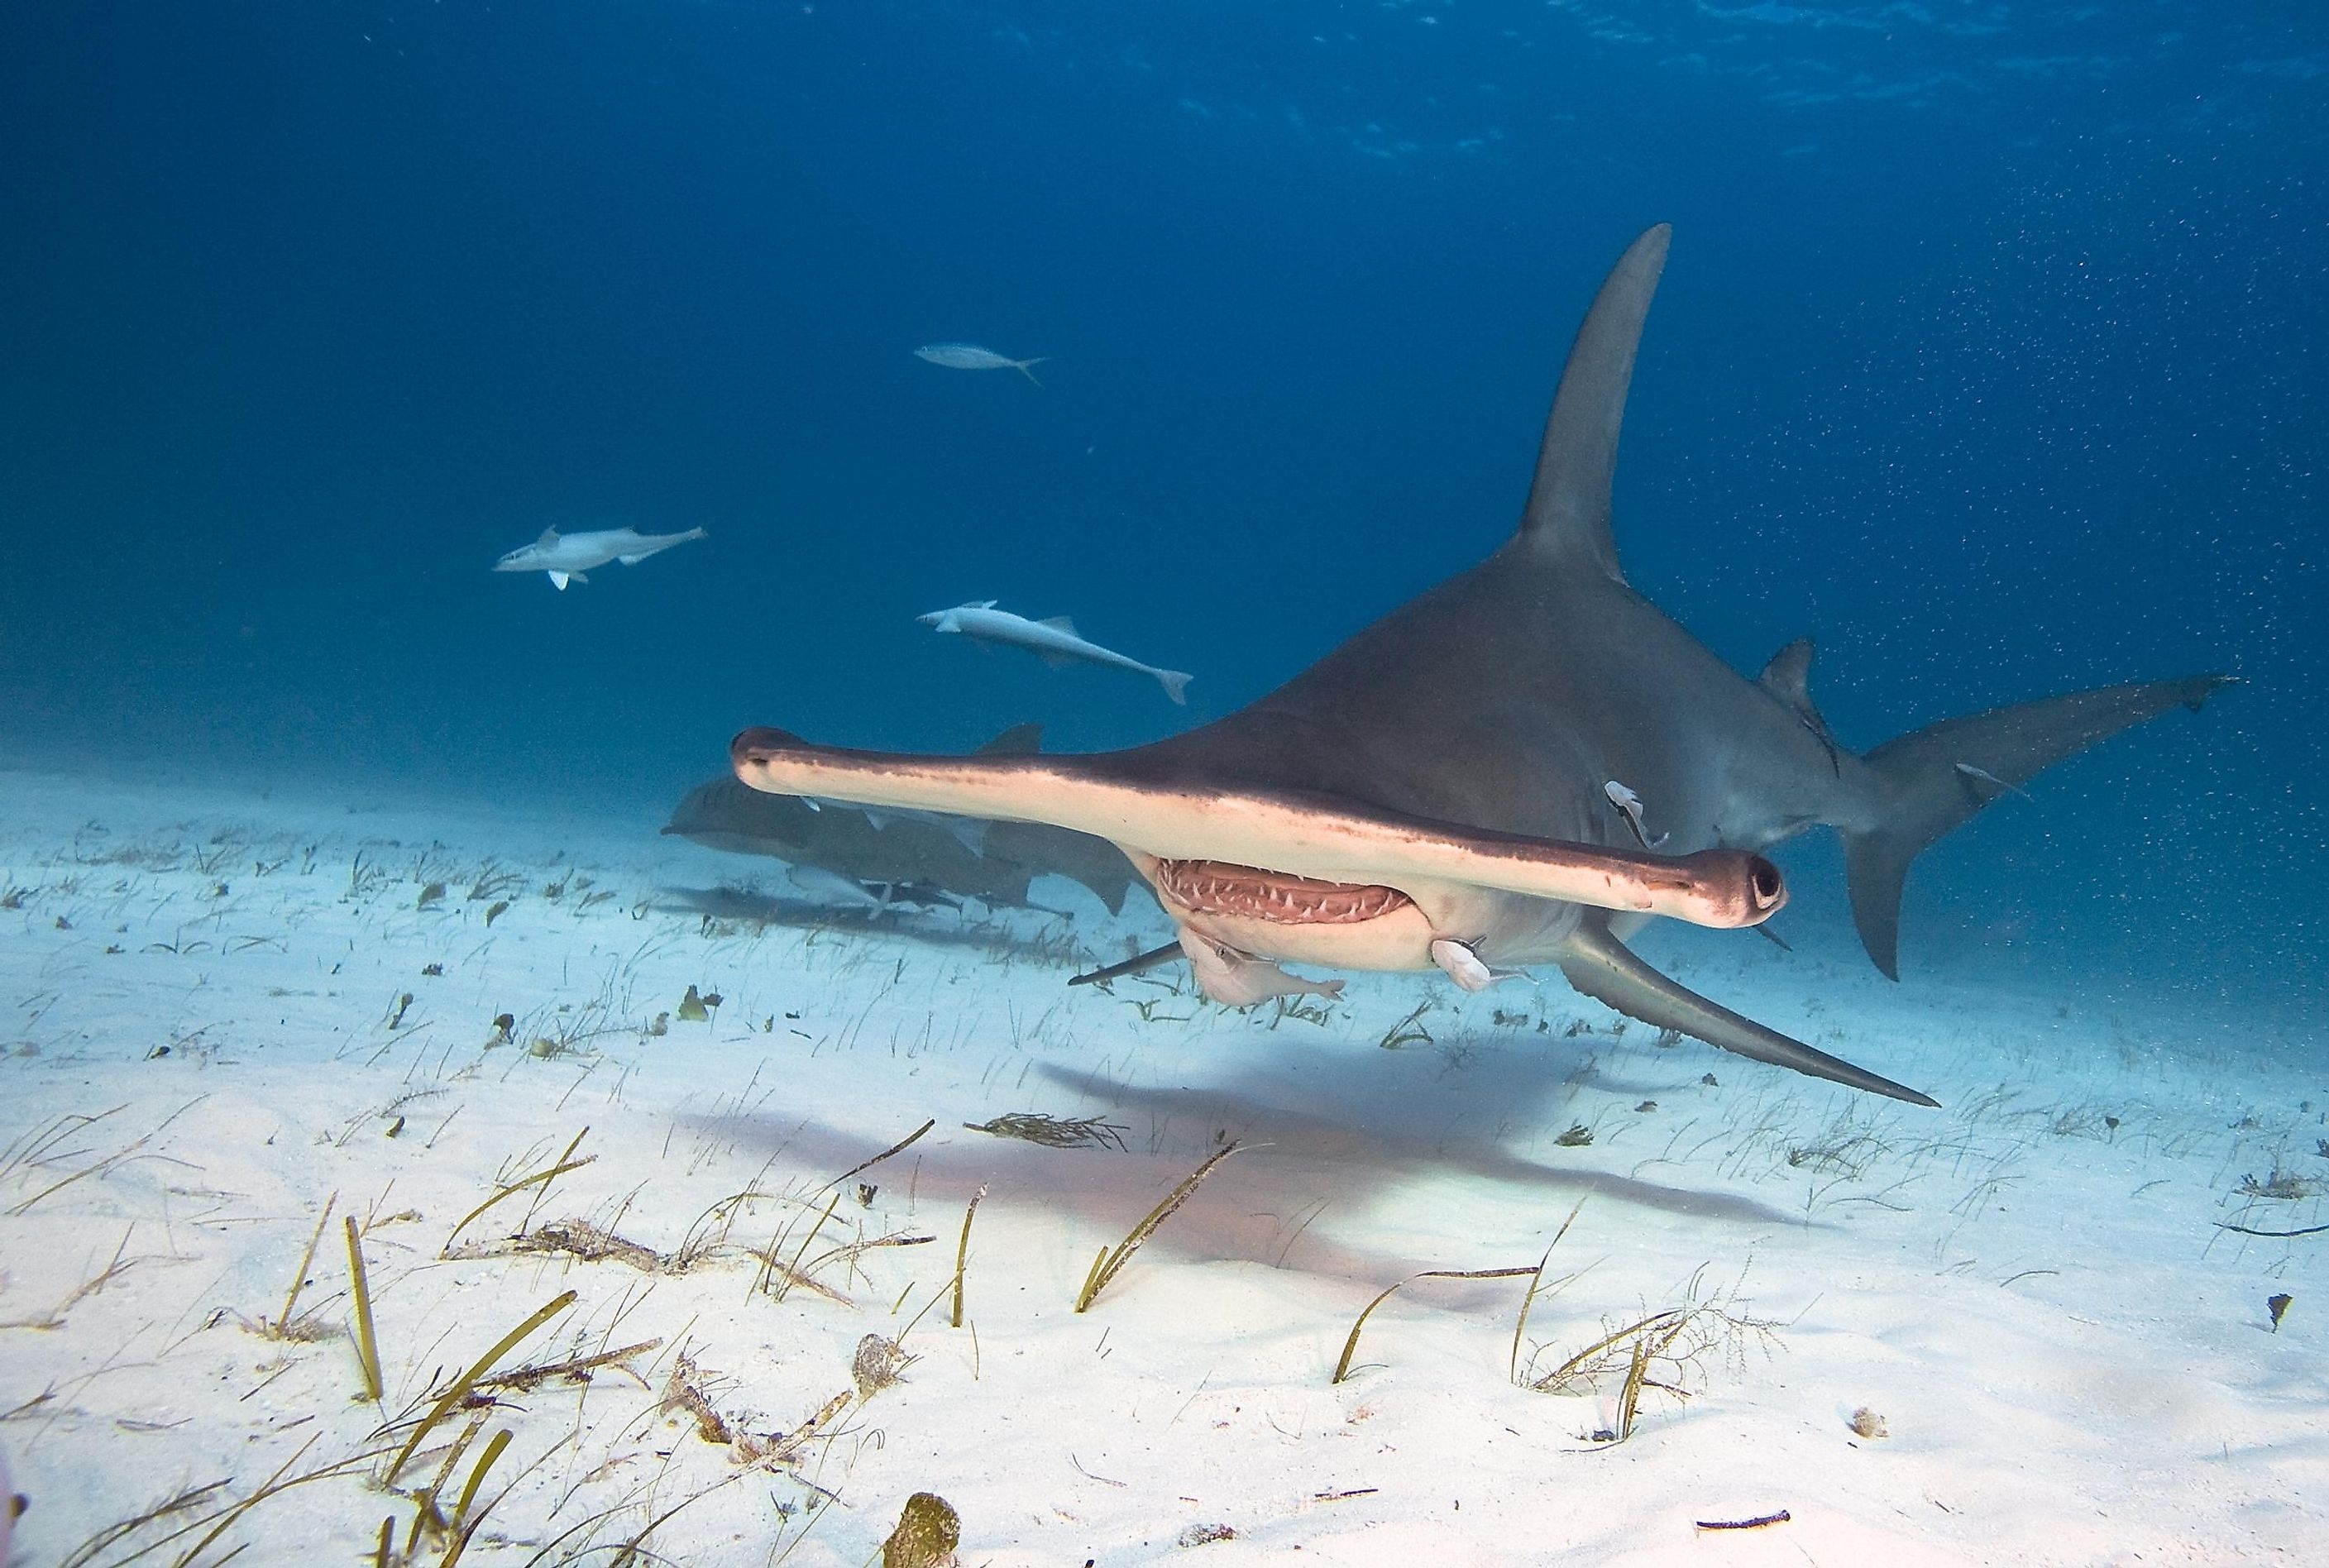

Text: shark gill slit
xmin=1150 ymin=858 xmax=1413 ymax=925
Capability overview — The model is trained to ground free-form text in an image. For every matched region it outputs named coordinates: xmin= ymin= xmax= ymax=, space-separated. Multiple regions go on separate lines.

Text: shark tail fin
xmin=1016 ymin=357 xmax=1049 ymax=386
xmin=1155 ymin=669 xmax=1193 ymax=706
xmin=1844 ymin=673 xmax=2231 ymax=979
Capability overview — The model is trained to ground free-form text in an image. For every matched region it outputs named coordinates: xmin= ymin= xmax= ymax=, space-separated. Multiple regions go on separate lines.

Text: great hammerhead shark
xmin=732 ymin=227 xmax=2226 ymax=1107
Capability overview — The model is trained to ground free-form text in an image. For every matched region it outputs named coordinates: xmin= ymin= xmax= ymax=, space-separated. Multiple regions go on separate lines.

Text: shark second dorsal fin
xmin=1038 ymin=615 xmax=1079 ymax=637
xmin=1515 ymin=224 xmax=1671 ymax=581
xmin=1758 ymin=636 xmax=1839 ymax=768
xmin=1758 ymin=637 xmax=1816 ymax=711
xmin=975 ymin=722 xmax=1045 ymax=756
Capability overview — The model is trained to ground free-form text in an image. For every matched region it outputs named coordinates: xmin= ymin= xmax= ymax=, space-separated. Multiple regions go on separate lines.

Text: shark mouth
xmin=1150 ymin=858 xmax=1413 ymax=925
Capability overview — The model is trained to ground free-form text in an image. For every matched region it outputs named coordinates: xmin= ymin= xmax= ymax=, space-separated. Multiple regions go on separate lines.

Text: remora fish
xmin=913 ymin=343 xmax=1049 ymax=384
xmin=738 ymin=227 xmax=2228 ymax=1107
xmin=493 ymin=525 xmax=709 ymax=590
xmin=786 ymin=863 xmax=895 ymax=914
xmin=920 ymin=602 xmax=1193 ymax=705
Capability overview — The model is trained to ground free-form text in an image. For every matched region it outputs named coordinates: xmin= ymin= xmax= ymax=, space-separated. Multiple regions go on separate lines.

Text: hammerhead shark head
xmin=732 ymin=227 xmax=2226 ymax=1107
xmin=667 ymin=724 xmax=1145 ymax=916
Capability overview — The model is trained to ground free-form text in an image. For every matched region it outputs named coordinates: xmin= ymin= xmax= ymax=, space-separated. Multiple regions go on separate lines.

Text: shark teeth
xmin=1151 ymin=858 xmax=1413 ymax=925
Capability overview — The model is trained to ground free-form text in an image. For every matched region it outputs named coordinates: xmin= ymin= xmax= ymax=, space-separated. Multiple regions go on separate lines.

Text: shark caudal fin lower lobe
xmin=1844 ymin=673 xmax=2232 ymax=980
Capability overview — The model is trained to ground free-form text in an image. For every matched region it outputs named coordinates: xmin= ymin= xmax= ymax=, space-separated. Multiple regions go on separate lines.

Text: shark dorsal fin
xmin=974 ymin=722 xmax=1045 ymax=756
xmin=537 ymin=527 xmax=560 ymax=547
xmin=1515 ymin=224 xmax=1671 ymax=581
xmin=1038 ymin=615 xmax=1079 ymax=637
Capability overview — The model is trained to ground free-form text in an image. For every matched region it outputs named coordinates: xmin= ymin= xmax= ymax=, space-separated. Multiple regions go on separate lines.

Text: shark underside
xmin=731 ymin=226 xmax=2227 ymax=1107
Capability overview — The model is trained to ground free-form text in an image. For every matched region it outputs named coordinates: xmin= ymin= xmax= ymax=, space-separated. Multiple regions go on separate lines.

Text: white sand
xmin=1 ymin=764 xmax=2322 ymax=1566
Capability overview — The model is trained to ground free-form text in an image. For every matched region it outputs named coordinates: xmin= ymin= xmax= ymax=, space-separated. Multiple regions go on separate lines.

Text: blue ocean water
xmin=1 ymin=2 xmax=2321 ymax=1022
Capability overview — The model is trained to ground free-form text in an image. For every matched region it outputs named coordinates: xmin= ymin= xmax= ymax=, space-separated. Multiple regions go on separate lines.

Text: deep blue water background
xmin=2 ymin=2 xmax=2322 ymax=1024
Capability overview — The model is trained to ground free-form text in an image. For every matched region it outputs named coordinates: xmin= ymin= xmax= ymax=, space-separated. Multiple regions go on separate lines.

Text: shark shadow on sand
xmin=677 ymin=1040 xmax=1812 ymax=1293
xmin=731 ymin=226 xmax=2227 ymax=1110
xmin=648 ymin=883 xmax=1121 ymax=967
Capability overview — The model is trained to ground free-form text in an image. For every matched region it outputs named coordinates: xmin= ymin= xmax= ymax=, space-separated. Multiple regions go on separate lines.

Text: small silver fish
xmin=919 ymin=601 xmax=1192 ymax=705
xmin=914 ymin=343 xmax=1049 ymax=385
xmin=492 ymin=525 xmax=708 ymax=590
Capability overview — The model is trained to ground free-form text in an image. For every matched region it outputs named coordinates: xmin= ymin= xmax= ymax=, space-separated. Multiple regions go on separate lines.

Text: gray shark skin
xmin=669 ymin=724 xmax=1145 ymax=917
xmin=733 ymin=226 xmax=2228 ymax=1107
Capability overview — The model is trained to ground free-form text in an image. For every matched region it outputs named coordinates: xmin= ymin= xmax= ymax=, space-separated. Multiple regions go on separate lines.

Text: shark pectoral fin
xmin=1557 ymin=922 xmax=1938 ymax=1107
xmin=1180 ymin=930 xmax=1345 ymax=1008
xmin=549 ymin=571 xmax=571 ymax=590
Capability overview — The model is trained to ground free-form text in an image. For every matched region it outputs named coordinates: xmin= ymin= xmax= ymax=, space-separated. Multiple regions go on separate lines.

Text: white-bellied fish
xmin=918 ymin=601 xmax=1192 ymax=705
xmin=913 ymin=343 xmax=1049 ymax=385
xmin=493 ymin=526 xmax=708 ymax=590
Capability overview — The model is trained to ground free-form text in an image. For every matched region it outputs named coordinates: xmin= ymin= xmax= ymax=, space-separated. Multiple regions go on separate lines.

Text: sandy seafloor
xmin=1 ymin=762 xmax=2322 ymax=1568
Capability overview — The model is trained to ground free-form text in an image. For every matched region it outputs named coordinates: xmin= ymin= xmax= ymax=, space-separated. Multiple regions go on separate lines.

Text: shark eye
xmin=1749 ymin=861 xmax=1783 ymax=906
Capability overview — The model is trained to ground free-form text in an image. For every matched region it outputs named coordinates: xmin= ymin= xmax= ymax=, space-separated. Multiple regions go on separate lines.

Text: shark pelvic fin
xmin=1557 ymin=920 xmax=1938 ymax=1106
xmin=1844 ymin=673 xmax=2231 ymax=980
xmin=1515 ymin=223 xmax=1671 ymax=581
